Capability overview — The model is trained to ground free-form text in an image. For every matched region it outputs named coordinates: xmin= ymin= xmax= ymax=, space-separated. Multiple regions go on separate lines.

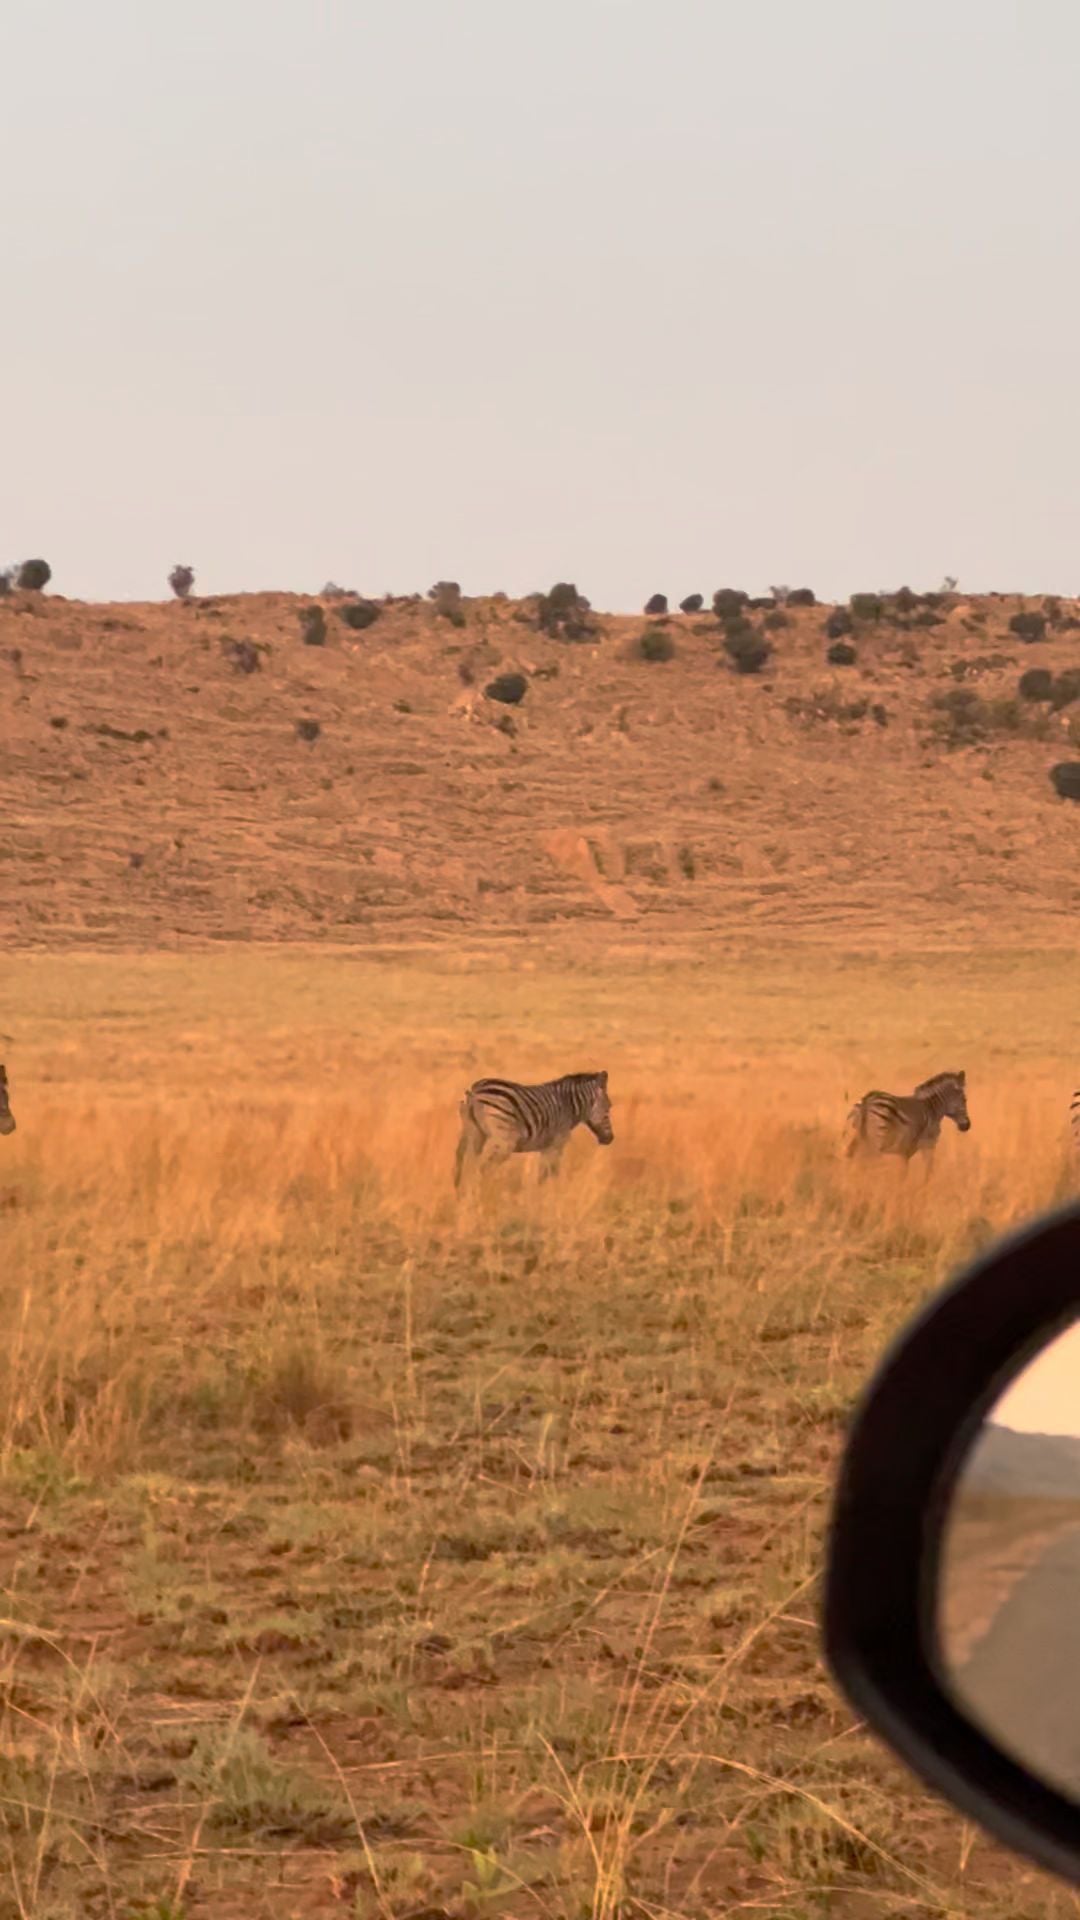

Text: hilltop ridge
xmin=3 ymin=584 xmax=1079 ymax=951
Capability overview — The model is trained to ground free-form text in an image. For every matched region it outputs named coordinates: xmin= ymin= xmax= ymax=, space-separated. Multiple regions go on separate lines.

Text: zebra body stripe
xmin=464 ymin=1074 xmax=609 ymax=1152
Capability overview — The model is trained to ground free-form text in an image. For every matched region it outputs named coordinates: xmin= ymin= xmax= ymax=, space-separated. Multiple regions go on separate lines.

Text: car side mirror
xmin=824 ymin=1198 xmax=1080 ymax=1887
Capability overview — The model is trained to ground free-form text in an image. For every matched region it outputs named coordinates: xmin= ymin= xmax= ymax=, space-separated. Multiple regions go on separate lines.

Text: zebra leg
xmin=539 ymin=1142 xmax=566 ymax=1182
xmin=453 ymin=1110 xmax=487 ymax=1190
xmin=452 ymin=1132 xmax=470 ymax=1190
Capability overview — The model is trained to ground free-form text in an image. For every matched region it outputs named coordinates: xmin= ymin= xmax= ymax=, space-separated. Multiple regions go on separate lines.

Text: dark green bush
xmin=724 ymin=631 xmax=772 ymax=675
xmin=430 ymin=581 xmax=465 ymax=625
xmin=825 ymin=609 xmax=853 ymax=639
xmin=644 ymin=592 xmax=668 ymax=616
xmin=712 ymin=588 xmax=748 ymax=619
xmin=485 ymin=672 xmax=528 ymax=704
xmin=763 ymin=610 xmax=790 ymax=631
xmin=1018 ymin=668 xmax=1053 ymax=702
xmin=721 ymin=613 xmax=755 ymax=643
xmin=1009 ymin=611 xmax=1047 ymax=643
xmin=168 ymin=564 xmax=194 ymax=600
xmin=679 ymin=593 xmax=704 ymax=614
xmin=849 ymin=592 xmax=884 ymax=622
xmin=1050 ymin=670 xmax=1080 ymax=711
xmin=637 ymin=628 xmax=675 ymax=662
xmin=892 ymin=586 xmax=918 ymax=614
xmin=223 ymin=638 xmax=262 ymax=675
xmin=18 ymin=558 xmax=52 ymax=592
xmin=1050 ymin=762 xmax=1080 ymax=801
xmin=340 ymin=598 xmax=381 ymax=631
xmin=929 ymin=687 xmax=985 ymax=745
xmin=536 ymin=582 xmax=593 ymax=640
xmin=827 ymin=641 xmax=857 ymax=666
xmin=300 ymin=605 xmax=327 ymax=647
xmin=295 ymin=718 xmax=321 ymax=742
xmin=786 ymin=588 xmax=816 ymax=607
xmin=930 ymin=687 xmax=1044 ymax=746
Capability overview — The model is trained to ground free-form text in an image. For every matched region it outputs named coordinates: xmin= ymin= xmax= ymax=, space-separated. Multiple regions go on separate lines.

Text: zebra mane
xmin=913 ymin=1071 xmax=963 ymax=1097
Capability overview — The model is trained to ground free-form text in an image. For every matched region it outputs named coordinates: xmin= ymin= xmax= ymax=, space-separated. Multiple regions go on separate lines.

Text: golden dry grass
xmin=2 ymin=945 xmax=1080 ymax=1918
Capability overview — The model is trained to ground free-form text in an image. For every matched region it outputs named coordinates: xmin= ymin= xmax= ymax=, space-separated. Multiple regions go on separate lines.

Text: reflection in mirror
xmin=938 ymin=1318 xmax=1080 ymax=1801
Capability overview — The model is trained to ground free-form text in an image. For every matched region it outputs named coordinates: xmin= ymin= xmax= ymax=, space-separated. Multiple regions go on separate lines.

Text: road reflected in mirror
xmin=938 ymin=1319 xmax=1080 ymax=1801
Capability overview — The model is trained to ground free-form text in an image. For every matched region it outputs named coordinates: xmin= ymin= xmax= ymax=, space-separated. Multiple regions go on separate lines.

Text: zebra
xmin=0 ymin=1066 xmax=14 ymax=1137
xmin=844 ymin=1070 xmax=970 ymax=1175
xmin=1070 ymin=1089 xmax=1080 ymax=1158
xmin=454 ymin=1071 xmax=613 ymax=1187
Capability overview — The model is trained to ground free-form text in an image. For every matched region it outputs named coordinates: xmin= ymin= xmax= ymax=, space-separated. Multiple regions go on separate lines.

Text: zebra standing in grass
xmin=454 ymin=1071 xmax=613 ymax=1187
xmin=0 ymin=1066 xmax=14 ymax=1138
xmin=844 ymin=1070 xmax=970 ymax=1175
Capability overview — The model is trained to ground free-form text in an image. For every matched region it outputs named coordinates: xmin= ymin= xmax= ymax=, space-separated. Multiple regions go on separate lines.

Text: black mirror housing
xmin=824 ymin=1199 xmax=1080 ymax=1886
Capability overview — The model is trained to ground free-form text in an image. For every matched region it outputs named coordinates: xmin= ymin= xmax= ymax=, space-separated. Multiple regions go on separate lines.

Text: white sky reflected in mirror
xmin=990 ymin=1323 xmax=1080 ymax=1439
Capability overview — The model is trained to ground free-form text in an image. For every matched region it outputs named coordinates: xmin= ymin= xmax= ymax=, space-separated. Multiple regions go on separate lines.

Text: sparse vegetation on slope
xmin=2 ymin=584 xmax=1080 ymax=949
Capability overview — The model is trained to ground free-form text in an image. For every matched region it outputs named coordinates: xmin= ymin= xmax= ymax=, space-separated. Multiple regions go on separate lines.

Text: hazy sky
xmin=994 ymin=1323 xmax=1080 ymax=1439
xmin=4 ymin=0 xmax=1079 ymax=608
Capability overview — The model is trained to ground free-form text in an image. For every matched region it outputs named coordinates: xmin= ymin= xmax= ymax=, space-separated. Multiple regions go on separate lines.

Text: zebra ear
xmin=958 ymin=1070 xmax=966 ymax=1085
xmin=598 ymin=1070 xmax=608 ymax=1087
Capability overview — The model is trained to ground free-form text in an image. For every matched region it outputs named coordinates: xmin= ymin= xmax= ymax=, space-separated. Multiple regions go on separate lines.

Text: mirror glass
xmin=938 ymin=1318 xmax=1080 ymax=1799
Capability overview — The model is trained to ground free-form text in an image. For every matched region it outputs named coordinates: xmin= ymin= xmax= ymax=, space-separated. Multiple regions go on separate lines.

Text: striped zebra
xmin=0 ymin=1066 xmax=14 ymax=1137
xmin=1070 ymin=1089 xmax=1080 ymax=1158
xmin=454 ymin=1071 xmax=613 ymax=1187
xmin=844 ymin=1070 xmax=970 ymax=1174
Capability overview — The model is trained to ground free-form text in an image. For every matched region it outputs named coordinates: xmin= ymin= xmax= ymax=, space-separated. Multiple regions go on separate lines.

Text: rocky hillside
xmin=3 ymin=582 xmax=1080 ymax=950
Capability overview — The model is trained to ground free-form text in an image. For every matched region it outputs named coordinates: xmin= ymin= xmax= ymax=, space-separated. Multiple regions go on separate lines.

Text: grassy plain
xmin=2 ymin=944 xmax=1080 ymax=1919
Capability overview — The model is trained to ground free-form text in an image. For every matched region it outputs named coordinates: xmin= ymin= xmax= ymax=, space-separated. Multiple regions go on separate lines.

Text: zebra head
xmin=583 ymin=1070 xmax=614 ymax=1145
xmin=0 ymin=1066 xmax=14 ymax=1137
xmin=916 ymin=1069 xmax=970 ymax=1133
